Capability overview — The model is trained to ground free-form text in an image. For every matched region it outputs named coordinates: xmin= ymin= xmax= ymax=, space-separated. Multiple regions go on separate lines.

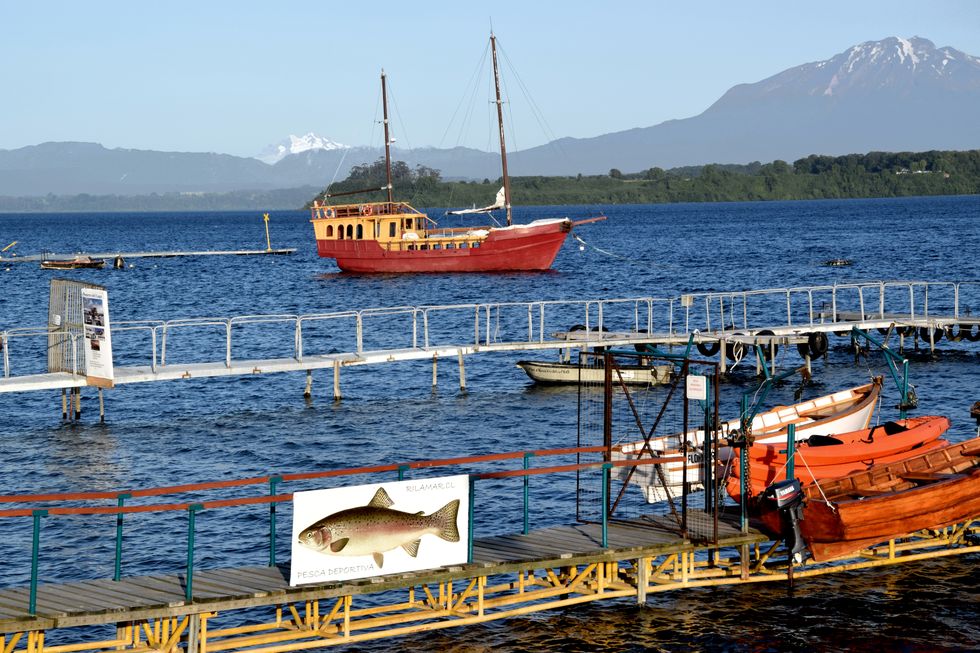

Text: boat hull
xmin=727 ymin=436 xmax=950 ymax=499
xmin=781 ymin=438 xmax=980 ymax=561
xmin=516 ymin=360 xmax=672 ymax=385
xmin=317 ymin=220 xmax=571 ymax=273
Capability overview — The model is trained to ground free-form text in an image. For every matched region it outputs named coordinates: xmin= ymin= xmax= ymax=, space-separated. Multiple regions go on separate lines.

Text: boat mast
xmin=381 ymin=70 xmax=394 ymax=205
xmin=490 ymin=33 xmax=512 ymax=226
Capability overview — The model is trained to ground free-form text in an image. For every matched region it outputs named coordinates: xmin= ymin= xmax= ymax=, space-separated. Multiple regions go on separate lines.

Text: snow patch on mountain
xmin=255 ymin=133 xmax=348 ymax=164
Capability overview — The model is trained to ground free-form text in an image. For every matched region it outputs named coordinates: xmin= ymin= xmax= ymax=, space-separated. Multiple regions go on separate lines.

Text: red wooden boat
xmin=726 ymin=416 xmax=951 ymax=500
xmin=310 ymin=34 xmax=602 ymax=273
xmin=757 ymin=436 xmax=980 ymax=562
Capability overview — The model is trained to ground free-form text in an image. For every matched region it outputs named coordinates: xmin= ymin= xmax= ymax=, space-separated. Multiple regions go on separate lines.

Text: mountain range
xmin=1 ymin=36 xmax=978 ymax=200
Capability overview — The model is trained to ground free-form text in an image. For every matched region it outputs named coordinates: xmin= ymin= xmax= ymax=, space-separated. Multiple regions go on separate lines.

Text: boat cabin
xmin=310 ymin=200 xmax=489 ymax=252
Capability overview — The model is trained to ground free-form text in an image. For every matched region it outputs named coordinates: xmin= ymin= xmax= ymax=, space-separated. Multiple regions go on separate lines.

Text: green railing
xmin=1 ymin=445 xmax=682 ymax=615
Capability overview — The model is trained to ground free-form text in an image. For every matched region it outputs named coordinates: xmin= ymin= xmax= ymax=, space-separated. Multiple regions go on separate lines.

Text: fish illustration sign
xmin=290 ymin=475 xmax=470 ymax=585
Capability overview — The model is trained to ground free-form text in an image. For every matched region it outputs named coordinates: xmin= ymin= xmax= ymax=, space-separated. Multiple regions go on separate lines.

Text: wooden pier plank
xmin=0 ymin=524 xmax=771 ymax=633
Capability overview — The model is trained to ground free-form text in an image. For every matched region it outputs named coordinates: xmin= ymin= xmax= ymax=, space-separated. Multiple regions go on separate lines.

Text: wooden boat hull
xmin=40 ymin=257 xmax=105 ymax=270
xmin=727 ymin=438 xmax=949 ymax=499
xmin=613 ymin=380 xmax=882 ymax=503
xmin=317 ymin=219 xmax=571 ymax=273
xmin=758 ymin=438 xmax=980 ymax=562
xmin=747 ymin=415 xmax=950 ymax=467
xmin=516 ymin=360 xmax=672 ymax=385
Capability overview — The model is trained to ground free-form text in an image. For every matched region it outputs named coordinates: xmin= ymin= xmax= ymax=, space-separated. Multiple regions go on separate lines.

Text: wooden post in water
xmin=186 ymin=614 xmax=200 ymax=653
xmin=432 ymin=354 xmax=438 ymax=389
xmin=332 ymin=361 xmax=341 ymax=401
xmin=61 ymin=389 xmax=67 ymax=420
xmin=304 ymin=370 xmax=313 ymax=398
xmin=458 ymin=351 xmax=466 ymax=392
xmin=98 ymin=388 xmax=105 ymax=423
xmin=636 ymin=557 xmax=649 ymax=604
xmin=74 ymin=388 xmax=81 ymax=420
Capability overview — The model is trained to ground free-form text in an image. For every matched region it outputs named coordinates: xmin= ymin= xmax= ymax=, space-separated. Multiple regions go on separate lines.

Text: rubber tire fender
xmin=756 ymin=329 xmax=779 ymax=360
xmin=725 ymin=340 xmax=745 ymax=361
xmin=967 ymin=324 xmax=980 ymax=342
xmin=945 ymin=324 xmax=964 ymax=342
xmin=918 ymin=326 xmax=943 ymax=343
xmin=696 ymin=340 xmax=720 ymax=357
xmin=807 ymin=331 xmax=829 ymax=358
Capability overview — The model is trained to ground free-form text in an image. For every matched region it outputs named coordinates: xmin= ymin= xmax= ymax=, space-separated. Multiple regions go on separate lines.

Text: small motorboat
xmin=754 ymin=436 xmax=980 ymax=562
xmin=40 ymin=255 xmax=106 ymax=270
xmin=516 ymin=359 xmax=672 ymax=386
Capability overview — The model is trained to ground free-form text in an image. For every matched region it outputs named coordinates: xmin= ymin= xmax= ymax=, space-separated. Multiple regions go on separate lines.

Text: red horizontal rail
xmin=0 ymin=445 xmax=612 ymax=512
xmin=0 ymin=455 xmax=684 ymax=517
xmin=477 ymin=456 xmax=685 ymax=480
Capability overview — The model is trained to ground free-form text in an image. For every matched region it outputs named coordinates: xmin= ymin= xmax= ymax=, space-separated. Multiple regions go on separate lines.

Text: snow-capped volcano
xmin=255 ymin=133 xmax=348 ymax=164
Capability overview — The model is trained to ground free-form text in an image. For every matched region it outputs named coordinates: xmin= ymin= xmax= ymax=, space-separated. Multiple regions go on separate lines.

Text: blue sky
xmin=1 ymin=1 xmax=978 ymax=157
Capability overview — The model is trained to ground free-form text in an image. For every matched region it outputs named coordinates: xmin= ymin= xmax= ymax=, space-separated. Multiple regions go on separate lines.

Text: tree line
xmin=3 ymin=149 xmax=978 ymax=213
xmin=310 ymin=149 xmax=980 ymax=208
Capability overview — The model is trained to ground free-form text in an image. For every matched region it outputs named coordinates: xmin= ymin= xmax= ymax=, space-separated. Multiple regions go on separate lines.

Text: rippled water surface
xmin=1 ymin=196 xmax=979 ymax=651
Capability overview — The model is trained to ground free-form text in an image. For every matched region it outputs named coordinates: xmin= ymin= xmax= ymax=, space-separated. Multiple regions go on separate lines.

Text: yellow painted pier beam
xmin=0 ymin=520 xmax=977 ymax=653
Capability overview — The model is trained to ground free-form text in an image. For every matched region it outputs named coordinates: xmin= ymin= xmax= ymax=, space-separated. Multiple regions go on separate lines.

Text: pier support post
xmin=304 ymin=370 xmax=313 ymax=398
xmin=98 ymin=388 xmax=105 ymax=423
xmin=719 ymin=342 xmax=728 ymax=375
xmin=332 ymin=361 xmax=341 ymax=401
xmin=458 ymin=352 xmax=466 ymax=392
xmin=73 ymin=388 xmax=81 ymax=421
xmin=186 ymin=614 xmax=200 ymax=653
xmin=636 ymin=557 xmax=649 ymax=604
xmin=432 ymin=354 xmax=438 ymax=389
xmin=61 ymin=389 xmax=67 ymax=421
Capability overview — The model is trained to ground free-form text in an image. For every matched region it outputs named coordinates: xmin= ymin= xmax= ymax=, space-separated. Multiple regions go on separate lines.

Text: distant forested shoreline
xmin=311 ymin=149 xmax=980 ymax=208
xmin=3 ymin=150 xmax=978 ymax=213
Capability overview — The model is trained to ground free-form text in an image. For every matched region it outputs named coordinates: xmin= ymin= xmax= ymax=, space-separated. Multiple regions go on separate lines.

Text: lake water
xmin=1 ymin=195 xmax=978 ymax=650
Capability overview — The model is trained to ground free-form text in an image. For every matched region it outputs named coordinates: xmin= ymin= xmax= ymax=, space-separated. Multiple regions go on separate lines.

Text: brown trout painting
xmin=297 ymin=486 xmax=461 ymax=568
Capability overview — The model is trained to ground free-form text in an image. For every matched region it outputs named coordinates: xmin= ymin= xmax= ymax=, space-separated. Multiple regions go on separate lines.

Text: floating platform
xmin=1 ymin=248 xmax=295 ymax=264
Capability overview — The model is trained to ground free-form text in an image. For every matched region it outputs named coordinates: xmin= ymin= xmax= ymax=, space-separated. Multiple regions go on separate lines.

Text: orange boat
xmin=727 ymin=438 xmax=949 ymax=499
xmin=756 ymin=436 xmax=980 ymax=562
xmin=725 ymin=416 xmax=951 ymax=500
xmin=749 ymin=415 xmax=949 ymax=466
xmin=310 ymin=34 xmax=602 ymax=274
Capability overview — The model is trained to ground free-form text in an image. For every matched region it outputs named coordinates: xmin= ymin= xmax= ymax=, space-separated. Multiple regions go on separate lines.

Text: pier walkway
xmin=2 ymin=280 xmax=979 ymax=398
xmin=0 ymin=445 xmax=976 ymax=652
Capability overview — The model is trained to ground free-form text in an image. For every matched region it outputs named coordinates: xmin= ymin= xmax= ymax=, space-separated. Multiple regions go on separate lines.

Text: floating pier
xmin=1 ymin=280 xmax=979 ymax=426
xmin=0 ymin=445 xmax=976 ymax=652
xmin=2 ymin=248 xmax=295 ymax=264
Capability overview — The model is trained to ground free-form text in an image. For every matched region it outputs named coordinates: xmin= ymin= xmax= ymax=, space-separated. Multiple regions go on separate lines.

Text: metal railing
xmin=0 ymin=445 xmax=683 ymax=614
xmin=681 ymin=280 xmax=980 ymax=333
xmin=1 ymin=297 xmax=675 ymax=380
xmin=3 ymin=281 xmax=978 ymax=382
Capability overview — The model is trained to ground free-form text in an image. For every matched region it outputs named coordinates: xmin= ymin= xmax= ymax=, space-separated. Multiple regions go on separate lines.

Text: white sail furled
xmin=447 ymin=187 xmax=505 ymax=215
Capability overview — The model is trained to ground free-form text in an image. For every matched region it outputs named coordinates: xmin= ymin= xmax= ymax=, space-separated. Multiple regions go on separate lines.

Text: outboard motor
xmin=763 ymin=478 xmax=807 ymax=562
